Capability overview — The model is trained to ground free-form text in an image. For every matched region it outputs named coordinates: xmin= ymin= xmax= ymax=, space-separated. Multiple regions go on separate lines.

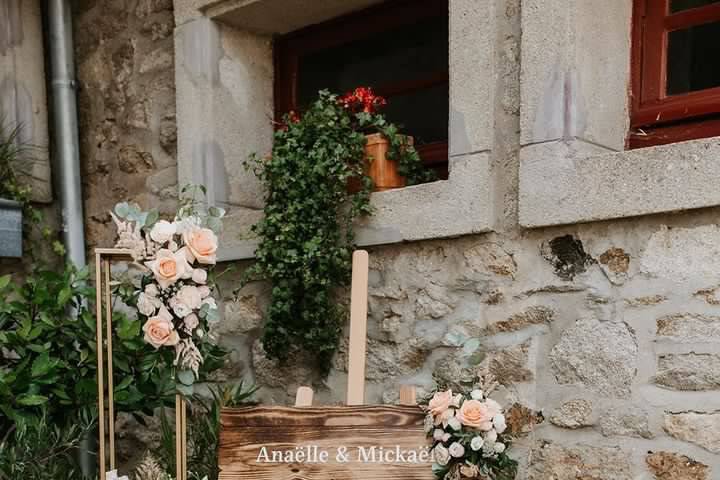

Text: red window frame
xmin=274 ymin=0 xmax=449 ymax=178
xmin=630 ymin=0 xmax=720 ymax=148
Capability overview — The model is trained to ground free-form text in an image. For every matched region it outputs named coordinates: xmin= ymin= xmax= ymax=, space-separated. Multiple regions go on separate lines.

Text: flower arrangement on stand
xmin=423 ymin=375 xmax=518 ymax=480
xmin=111 ymin=185 xmax=225 ymax=393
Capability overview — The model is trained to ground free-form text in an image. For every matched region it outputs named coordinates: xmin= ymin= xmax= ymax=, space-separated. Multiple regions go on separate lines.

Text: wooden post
xmin=295 ymin=386 xmax=314 ymax=407
xmin=346 ymin=250 xmax=369 ymax=406
xmin=399 ymin=385 xmax=417 ymax=406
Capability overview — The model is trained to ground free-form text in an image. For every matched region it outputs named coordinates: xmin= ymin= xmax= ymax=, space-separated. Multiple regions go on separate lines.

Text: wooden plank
xmin=218 ymin=405 xmax=433 ymax=480
xmin=399 ymin=386 xmax=417 ymax=406
xmin=295 ymin=387 xmax=314 ymax=407
xmin=346 ymin=250 xmax=369 ymax=406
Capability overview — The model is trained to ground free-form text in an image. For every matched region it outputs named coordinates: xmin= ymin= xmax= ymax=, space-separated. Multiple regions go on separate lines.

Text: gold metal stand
xmin=95 ymin=248 xmax=188 ymax=480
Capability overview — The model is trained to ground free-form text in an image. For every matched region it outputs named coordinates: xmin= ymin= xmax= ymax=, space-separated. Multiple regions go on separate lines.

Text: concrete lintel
xmin=519 ymin=137 xmax=720 ymax=228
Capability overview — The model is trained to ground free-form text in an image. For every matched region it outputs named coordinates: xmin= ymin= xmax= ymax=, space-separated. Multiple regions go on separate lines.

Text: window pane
xmin=382 ymin=85 xmax=448 ymax=144
xmin=296 ymin=16 xmax=448 ymax=144
xmin=671 ymin=0 xmax=720 ymax=12
xmin=667 ymin=21 xmax=720 ymax=95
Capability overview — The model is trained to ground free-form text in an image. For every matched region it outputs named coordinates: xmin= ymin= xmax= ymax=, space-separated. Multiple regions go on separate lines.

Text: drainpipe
xmin=46 ymin=0 xmax=86 ymax=269
xmin=45 ymin=0 xmax=92 ymax=475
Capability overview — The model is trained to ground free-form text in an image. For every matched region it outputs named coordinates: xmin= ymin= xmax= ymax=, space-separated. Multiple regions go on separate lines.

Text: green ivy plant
xmin=0 ymin=122 xmax=30 ymax=203
xmin=244 ymin=89 xmax=434 ymax=370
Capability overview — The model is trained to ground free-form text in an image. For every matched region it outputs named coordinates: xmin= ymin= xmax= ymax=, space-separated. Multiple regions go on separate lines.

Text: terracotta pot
xmin=363 ymin=133 xmax=410 ymax=191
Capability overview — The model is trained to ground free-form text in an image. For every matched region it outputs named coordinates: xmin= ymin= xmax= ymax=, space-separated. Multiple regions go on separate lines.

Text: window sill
xmin=519 ymin=137 xmax=720 ymax=228
xmin=218 ymin=153 xmax=494 ymax=261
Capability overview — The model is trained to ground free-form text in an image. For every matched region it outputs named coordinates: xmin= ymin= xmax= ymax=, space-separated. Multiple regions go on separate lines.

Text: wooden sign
xmin=218 ymin=405 xmax=434 ymax=480
xmin=218 ymin=251 xmax=433 ymax=479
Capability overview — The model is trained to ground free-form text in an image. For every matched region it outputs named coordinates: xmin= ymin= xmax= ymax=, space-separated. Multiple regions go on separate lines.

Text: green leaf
xmin=0 ymin=274 xmax=10 ymax=290
xmin=57 ymin=287 xmax=72 ymax=307
xmin=31 ymin=353 xmax=54 ymax=377
xmin=16 ymin=394 xmax=49 ymax=406
xmin=114 ymin=202 xmax=130 ymax=218
xmin=177 ymin=370 xmax=195 ymax=386
xmin=176 ymin=383 xmax=194 ymax=397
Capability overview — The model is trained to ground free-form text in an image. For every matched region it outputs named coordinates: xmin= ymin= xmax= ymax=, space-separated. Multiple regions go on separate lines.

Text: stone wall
xmin=74 ymin=0 xmax=178 ymax=251
xmin=223 ymin=209 xmax=720 ymax=479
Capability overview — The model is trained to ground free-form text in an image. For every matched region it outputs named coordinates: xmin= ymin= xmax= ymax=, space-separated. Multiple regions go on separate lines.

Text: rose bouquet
xmin=111 ymin=185 xmax=225 ymax=394
xmin=423 ymin=375 xmax=517 ymax=479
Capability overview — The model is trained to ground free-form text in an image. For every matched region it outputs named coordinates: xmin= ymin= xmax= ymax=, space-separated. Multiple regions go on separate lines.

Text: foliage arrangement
xmin=111 ymin=185 xmax=226 ymax=395
xmin=245 ymin=88 xmax=434 ymax=369
xmin=0 ymin=408 xmax=95 ymax=480
xmin=0 ymin=122 xmax=31 ymax=203
xmin=136 ymin=382 xmax=257 ymax=480
xmin=423 ymin=375 xmax=517 ymax=480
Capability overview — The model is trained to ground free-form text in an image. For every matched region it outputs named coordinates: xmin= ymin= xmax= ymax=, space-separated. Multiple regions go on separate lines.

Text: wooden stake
xmin=399 ymin=385 xmax=417 ymax=406
xmin=295 ymin=386 xmax=314 ymax=407
xmin=95 ymin=253 xmax=105 ymax=479
xmin=346 ymin=250 xmax=369 ymax=406
xmin=104 ymin=259 xmax=116 ymax=470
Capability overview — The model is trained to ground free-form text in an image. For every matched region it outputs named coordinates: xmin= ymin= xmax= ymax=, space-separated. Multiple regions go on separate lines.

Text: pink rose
xmin=457 ymin=399 xmax=494 ymax=431
xmin=176 ymin=285 xmax=202 ymax=310
xmin=198 ymin=286 xmax=211 ymax=298
xmin=192 ymin=268 xmax=208 ymax=284
xmin=428 ymin=390 xmax=453 ymax=416
xmin=142 ymin=307 xmax=179 ymax=349
xmin=183 ymin=227 xmax=218 ymax=265
xmin=146 ymin=248 xmax=192 ymax=289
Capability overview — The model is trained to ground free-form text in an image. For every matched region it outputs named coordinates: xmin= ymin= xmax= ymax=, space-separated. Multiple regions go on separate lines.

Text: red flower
xmin=339 ymin=87 xmax=387 ymax=114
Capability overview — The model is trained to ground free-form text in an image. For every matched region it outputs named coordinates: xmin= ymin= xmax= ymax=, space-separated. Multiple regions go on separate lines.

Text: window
xmin=274 ymin=0 xmax=450 ymax=178
xmin=630 ymin=0 xmax=720 ymax=148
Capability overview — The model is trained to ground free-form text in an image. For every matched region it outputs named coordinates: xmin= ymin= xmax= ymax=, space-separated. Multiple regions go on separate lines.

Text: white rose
xmin=448 ymin=442 xmax=465 ymax=458
xmin=106 ymin=470 xmax=130 ymax=480
xmin=149 ymin=220 xmax=177 ymax=244
xmin=470 ymin=389 xmax=484 ymax=400
xmin=144 ymin=284 xmax=159 ymax=297
xmin=452 ymin=393 xmax=463 ymax=408
xmin=447 ymin=416 xmax=462 ymax=432
xmin=192 ymin=268 xmax=208 ymax=284
xmin=470 ymin=436 xmax=484 ymax=451
xmin=493 ymin=413 xmax=507 ymax=433
xmin=202 ymin=297 xmax=217 ymax=309
xmin=493 ymin=442 xmax=506 ymax=454
xmin=176 ymin=285 xmax=202 ymax=310
xmin=184 ymin=313 xmax=200 ymax=331
xmin=137 ymin=292 xmax=159 ymax=316
xmin=198 ymin=286 xmax=211 ymax=298
xmin=196 ymin=329 xmax=204 ymax=338
xmin=484 ymin=429 xmax=497 ymax=444
xmin=172 ymin=300 xmax=193 ymax=318
xmin=433 ymin=429 xmax=446 ymax=441
xmin=432 ymin=444 xmax=450 ymax=466
xmin=442 ymin=432 xmax=451 ymax=442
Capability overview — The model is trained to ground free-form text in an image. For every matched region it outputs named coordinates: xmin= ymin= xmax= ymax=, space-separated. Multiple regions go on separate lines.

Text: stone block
xmin=664 ymin=412 xmax=720 ymax=454
xmin=641 ymin=225 xmax=720 ymax=282
xmin=527 ymin=442 xmax=633 ymax=480
xmin=520 ymin=138 xmax=720 ymax=228
xmin=657 ymin=314 xmax=720 ymax=343
xmin=654 ymin=353 xmax=720 ymax=391
xmin=550 ymin=318 xmax=638 ymax=398
xmin=520 ymin=0 xmax=631 ymax=150
xmin=549 ymin=399 xmax=594 ymax=429
xmin=646 ymin=451 xmax=709 ymax=480
xmin=449 ymin=0 xmax=495 ymax=156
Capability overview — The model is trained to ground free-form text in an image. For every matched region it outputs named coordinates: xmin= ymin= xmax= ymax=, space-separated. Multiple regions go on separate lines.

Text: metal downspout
xmin=45 ymin=1 xmax=92 ymax=475
xmin=46 ymin=0 xmax=86 ymax=269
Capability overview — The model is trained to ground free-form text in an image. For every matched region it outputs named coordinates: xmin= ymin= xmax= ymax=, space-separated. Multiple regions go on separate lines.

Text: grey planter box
xmin=0 ymin=199 xmax=22 ymax=258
